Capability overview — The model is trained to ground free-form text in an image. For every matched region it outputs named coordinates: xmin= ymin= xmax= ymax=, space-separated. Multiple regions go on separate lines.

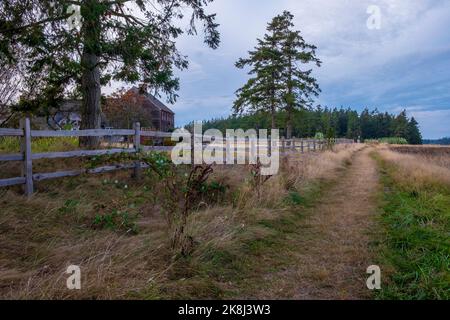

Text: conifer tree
xmin=393 ymin=110 xmax=410 ymax=139
xmin=277 ymin=11 xmax=321 ymax=138
xmin=234 ymin=14 xmax=285 ymax=129
xmin=234 ymin=11 xmax=320 ymax=134
xmin=407 ymin=117 xmax=422 ymax=145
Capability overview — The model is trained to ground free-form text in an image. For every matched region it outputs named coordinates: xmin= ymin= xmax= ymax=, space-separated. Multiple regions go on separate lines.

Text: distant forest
xmin=195 ymin=107 xmax=423 ymax=144
xmin=423 ymin=137 xmax=450 ymax=145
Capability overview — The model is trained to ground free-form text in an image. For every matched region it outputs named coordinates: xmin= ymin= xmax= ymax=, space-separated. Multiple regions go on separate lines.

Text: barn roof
xmin=129 ymin=87 xmax=175 ymax=115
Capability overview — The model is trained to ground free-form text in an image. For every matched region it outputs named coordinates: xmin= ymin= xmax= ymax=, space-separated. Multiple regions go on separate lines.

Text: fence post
xmin=268 ymin=135 xmax=272 ymax=157
xmin=292 ymin=137 xmax=296 ymax=152
xmin=250 ymin=136 xmax=257 ymax=164
xmin=133 ymin=122 xmax=141 ymax=179
xmin=20 ymin=118 xmax=33 ymax=196
xmin=281 ymin=137 xmax=285 ymax=153
xmin=191 ymin=133 xmax=195 ymax=167
xmin=301 ymin=139 xmax=304 ymax=153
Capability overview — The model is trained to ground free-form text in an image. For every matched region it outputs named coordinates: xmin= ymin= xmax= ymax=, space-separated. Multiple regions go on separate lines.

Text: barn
xmin=45 ymin=87 xmax=175 ymax=132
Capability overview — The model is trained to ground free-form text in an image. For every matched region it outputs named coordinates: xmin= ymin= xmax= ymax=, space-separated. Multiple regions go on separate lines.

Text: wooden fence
xmin=0 ymin=118 xmax=354 ymax=196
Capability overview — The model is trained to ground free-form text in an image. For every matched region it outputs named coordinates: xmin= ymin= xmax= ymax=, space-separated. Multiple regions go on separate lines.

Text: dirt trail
xmin=294 ymin=147 xmax=380 ymax=299
xmin=261 ymin=147 xmax=380 ymax=300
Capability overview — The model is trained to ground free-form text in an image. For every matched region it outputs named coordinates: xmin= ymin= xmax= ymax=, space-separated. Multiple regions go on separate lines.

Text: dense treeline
xmin=196 ymin=107 xmax=423 ymax=144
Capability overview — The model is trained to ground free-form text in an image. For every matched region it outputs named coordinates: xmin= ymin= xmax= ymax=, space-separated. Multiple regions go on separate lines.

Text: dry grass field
xmin=1 ymin=142 xmax=449 ymax=300
xmin=389 ymin=145 xmax=450 ymax=170
xmin=0 ymin=143 xmax=364 ymax=299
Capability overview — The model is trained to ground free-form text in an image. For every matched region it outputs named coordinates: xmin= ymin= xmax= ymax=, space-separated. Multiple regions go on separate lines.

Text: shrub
xmin=93 ymin=210 xmax=138 ymax=234
xmin=58 ymin=199 xmax=79 ymax=215
xmin=139 ymin=151 xmax=215 ymax=255
xmin=379 ymin=137 xmax=408 ymax=145
xmin=314 ymin=132 xmax=324 ymax=140
xmin=198 ymin=180 xmax=228 ymax=204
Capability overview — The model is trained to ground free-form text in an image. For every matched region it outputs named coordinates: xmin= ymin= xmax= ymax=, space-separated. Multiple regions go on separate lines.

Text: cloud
xmin=153 ymin=0 xmax=450 ymax=138
xmin=410 ymin=109 xmax=450 ymax=139
xmin=173 ymin=95 xmax=235 ymax=125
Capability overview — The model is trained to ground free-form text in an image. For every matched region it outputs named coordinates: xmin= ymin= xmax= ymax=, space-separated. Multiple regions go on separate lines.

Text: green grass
xmin=365 ymin=137 xmax=409 ymax=145
xmin=379 ymin=137 xmax=409 ymax=145
xmin=373 ymin=153 xmax=450 ymax=300
xmin=0 ymin=136 xmax=79 ymax=153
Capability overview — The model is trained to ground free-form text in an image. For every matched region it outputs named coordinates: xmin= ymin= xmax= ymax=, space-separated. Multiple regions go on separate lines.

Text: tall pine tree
xmin=278 ymin=11 xmax=321 ymax=138
xmin=234 ymin=14 xmax=285 ymax=129
xmin=393 ymin=110 xmax=410 ymax=139
xmin=407 ymin=117 xmax=422 ymax=145
xmin=234 ymin=11 xmax=320 ymax=134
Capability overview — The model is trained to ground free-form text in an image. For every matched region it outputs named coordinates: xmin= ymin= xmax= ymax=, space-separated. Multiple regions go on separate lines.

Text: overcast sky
xmin=144 ymin=0 xmax=450 ymax=139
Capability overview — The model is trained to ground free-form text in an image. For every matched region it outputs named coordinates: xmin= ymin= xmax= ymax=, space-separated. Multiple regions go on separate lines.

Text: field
xmin=373 ymin=145 xmax=450 ymax=299
xmin=0 ymin=142 xmax=449 ymax=299
xmin=389 ymin=145 xmax=450 ymax=170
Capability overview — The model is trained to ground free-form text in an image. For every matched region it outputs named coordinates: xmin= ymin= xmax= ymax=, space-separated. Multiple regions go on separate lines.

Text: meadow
xmin=1 ymin=139 xmax=449 ymax=299
xmin=0 ymin=139 xmax=363 ymax=299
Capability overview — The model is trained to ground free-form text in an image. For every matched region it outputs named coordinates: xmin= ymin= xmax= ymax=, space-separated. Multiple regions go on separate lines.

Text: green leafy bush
xmin=379 ymin=137 xmax=408 ymax=145
xmin=365 ymin=138 xmax=408 ymax=145
xmin=58 ymin=199 xmax=80 ymax=215
xmin=198 ymin=180 xmax=228 ymax=204
xmin=314 ymin=132 xmax=324 ymax=140
xmin=93 ymin=210 xmax=138 ymax=234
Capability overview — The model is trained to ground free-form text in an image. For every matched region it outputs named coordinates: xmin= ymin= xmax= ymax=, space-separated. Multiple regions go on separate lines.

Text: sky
xmin=151 ymin=0 xmax=450 ymax=139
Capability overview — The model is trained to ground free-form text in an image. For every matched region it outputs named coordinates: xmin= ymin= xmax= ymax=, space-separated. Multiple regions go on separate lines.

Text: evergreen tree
xmin=393 ymin=110 xmax=409 ymax=139
xmin=234 ymin=14 xmax=285 ymax=129
xmin=278 ymin=11 xmax=321 ymax=138
xmin=360 ymin=108 xmax=376 ymax=139
xmin=0 ymin=0 xmax=220 ymax=146
xmin=346 ymin=109 xmax=360 ymax=140
xmin=234 ymin=11 xmax=321 ymax=134
xmin=379 ymin=112 xmax=393 ymax=138
xmin=407 ymin=117 xmax=422 ymax=145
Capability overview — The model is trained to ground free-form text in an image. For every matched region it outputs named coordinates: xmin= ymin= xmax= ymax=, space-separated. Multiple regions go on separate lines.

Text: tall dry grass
xmin=0 ymin=144 xmax=365 ymax=299
xmin=377 ymin=146 xmax=450 ymax=191
xmin=416 ymin=153 xmax=450 ymax=170
xmin=389 ymin=145 xmax=450 ymax=170
xmin=186 ymin=143 xmax=366 ymax=263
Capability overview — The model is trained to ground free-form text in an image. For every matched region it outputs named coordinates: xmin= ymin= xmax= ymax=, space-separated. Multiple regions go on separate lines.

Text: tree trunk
xmin=79 ymin=0 xmax=102 ymax=148
xmin=270 ymin=82 xmax=276 ymax=129
xmin=271 ymin=105 xmax=276 ymax=129
xmin=80 ymin=53 xmax=101 ymax=148
xmin=286 ymin=55 xmax=293 ymax=139
xmin=286 ymin=109 xmax=293 ymax=139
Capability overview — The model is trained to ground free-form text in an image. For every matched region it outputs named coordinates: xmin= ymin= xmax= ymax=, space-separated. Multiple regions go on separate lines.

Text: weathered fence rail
xmin=0 ymin=118 xmax=354 ymax=196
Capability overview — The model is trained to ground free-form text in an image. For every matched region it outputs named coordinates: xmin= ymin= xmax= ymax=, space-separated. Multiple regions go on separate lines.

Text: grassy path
xmin=255 ymin=147 xmax=381 ymax=299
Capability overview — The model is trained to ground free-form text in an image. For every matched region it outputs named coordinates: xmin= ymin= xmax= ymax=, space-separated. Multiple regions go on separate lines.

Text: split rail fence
xmin=0 ymin=118 xmax=354 ymax=196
